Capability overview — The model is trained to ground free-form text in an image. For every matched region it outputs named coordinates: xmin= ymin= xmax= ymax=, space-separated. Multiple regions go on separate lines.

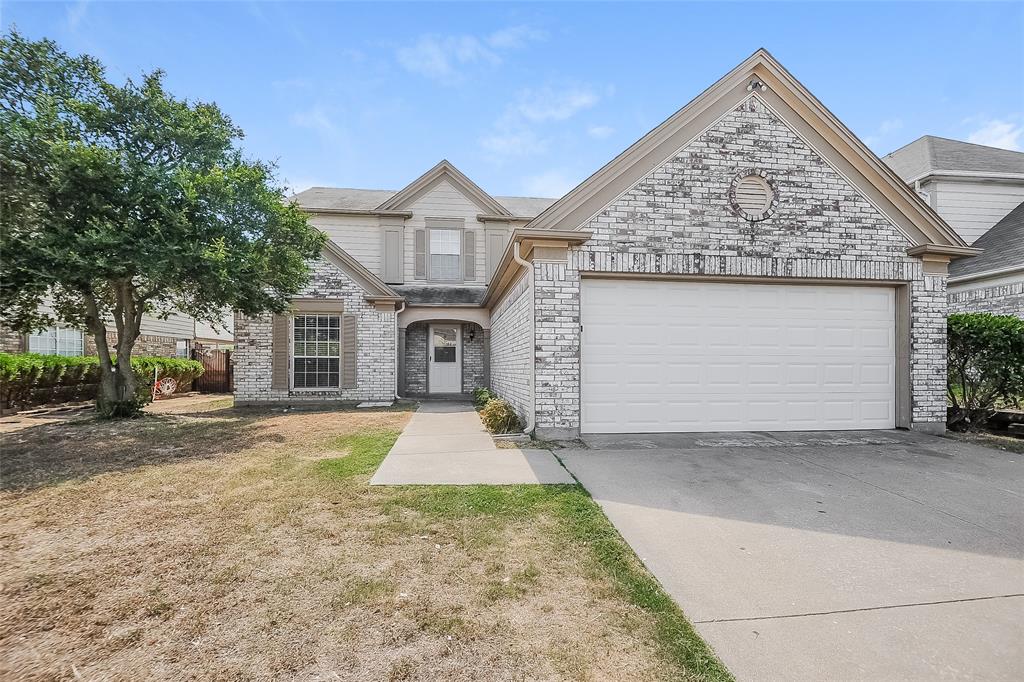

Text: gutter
xmin=393 ymin=300 xmax=406 ymax=400
xmin=510 ymin=239 xmax=536 ymax=436
xmin=301 ymin=207 xmax=414 ymax=218
xmin=948 ymin=264 xmax=1024 ymax=285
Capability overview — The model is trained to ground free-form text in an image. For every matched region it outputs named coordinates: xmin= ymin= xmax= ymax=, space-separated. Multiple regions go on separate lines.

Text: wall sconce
xmin=467 ymin=328 xmax=476 ymax=342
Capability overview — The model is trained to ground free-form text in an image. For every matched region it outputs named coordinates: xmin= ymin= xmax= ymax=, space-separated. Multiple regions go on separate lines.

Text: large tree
xmin=0 ymin=30 xmax=325 ymax=416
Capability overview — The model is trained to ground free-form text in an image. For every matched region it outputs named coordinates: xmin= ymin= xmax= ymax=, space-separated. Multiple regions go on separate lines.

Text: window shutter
xmin=414 ymin=229 xmax=426 ymax=279
xmin=463 ymin=230 xmax=476 ymax=281
xmin=271 ymin=314 xmax=290 ymax=390
xmin=341 ymin=314 xmax=357 ymax=389
xmin=383 ymin=227 xmax=403 ymax=284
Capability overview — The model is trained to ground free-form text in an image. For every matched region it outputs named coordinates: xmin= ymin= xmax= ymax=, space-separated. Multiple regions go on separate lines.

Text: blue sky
xmin=3 ymin=2 xmax=1022 ymax=198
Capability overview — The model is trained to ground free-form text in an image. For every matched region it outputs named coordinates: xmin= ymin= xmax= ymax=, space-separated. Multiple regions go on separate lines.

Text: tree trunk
xmin=85 ymin=287 xmax=144 ymax=418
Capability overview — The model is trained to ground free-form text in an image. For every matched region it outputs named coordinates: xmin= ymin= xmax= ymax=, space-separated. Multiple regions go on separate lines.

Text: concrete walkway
xmin=370 ymin=402 xmax=573 ymax=485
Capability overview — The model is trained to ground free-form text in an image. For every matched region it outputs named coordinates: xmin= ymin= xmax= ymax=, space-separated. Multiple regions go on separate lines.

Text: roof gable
xmin=320 ymin=241 xmax=402 ymax=302
xmin=376 ymin=160 xmax=511 ymax=216
xmin=527 ymin=49 xmax=970 ymax=252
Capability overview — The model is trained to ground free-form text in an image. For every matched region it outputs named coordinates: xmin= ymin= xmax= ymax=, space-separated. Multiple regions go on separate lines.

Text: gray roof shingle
xmin=884 ymin=136 xmax=1024 ymax=181
xmin=290 ymin=187 xmax=556 ymax=218
xmin=949 ymin=200 xmax=1024 ymax=279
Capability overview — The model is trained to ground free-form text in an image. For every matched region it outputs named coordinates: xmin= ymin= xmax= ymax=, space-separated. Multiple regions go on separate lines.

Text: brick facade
xmin=530 ymin=95 xmax=947 ymax=437
xmin=85 ymin=332 xmax=179 ymax=358
xmin=462 ymin=323 xmax=486 ymax=392
xmin=489 ymin=272 xmax=532 ymax=422
xmin=404 ymin=324 xmax=428 ymax=395
xmin=948 ymin=281 xmax=1024 ymax=318
xmin=402 ymin=321 xmax=485 ymax=396
xmin=0 ymin=324 xmax=24 ymax=353
xmin=233 ymin=257 xmax=396 ymax=403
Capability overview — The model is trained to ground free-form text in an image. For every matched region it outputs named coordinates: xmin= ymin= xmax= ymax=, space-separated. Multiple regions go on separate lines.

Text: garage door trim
xmin=578 ymin=273 xmax=911 ymax=432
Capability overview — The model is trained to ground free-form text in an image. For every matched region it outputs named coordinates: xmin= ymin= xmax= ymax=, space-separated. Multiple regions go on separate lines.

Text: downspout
xmin=511 ymin=240 xmax=536 ymax=435
xmin=394 ymin=300 xmax=405 ymax=400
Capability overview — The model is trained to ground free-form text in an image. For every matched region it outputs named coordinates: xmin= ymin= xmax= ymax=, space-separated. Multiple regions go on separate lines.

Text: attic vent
xmin=729 ymin=170 xmax=778 ymax=221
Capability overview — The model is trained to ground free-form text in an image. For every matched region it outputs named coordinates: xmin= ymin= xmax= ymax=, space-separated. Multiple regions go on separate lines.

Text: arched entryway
xmin=399 ymin=321 xmax=487 ymax=397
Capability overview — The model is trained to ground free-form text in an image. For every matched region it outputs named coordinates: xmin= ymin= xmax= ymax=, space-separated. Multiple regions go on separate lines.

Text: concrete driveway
xmin=559 ymin=430 xmax=1024 ymax=681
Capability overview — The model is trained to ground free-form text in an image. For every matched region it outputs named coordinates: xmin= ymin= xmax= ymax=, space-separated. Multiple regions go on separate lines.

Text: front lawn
xmin=0 ymin=401 xmax=729 ymax=681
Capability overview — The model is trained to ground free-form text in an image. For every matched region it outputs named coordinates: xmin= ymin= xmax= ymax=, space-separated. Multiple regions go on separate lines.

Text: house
xmin=1 ymin=311 xmax=198 ymax=358
xmin=234 ymin=49 xmax=976 ymax=437
xmin=883 ymin=137 xmax=1024 ymax=317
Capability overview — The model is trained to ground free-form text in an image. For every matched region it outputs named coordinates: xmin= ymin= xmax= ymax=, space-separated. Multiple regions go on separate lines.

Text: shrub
xmin=480 ymin=398 xmax=521 ymax=434
xmin=472 ymin=386 xmax=494 ymax=409
xmin=947 ymin=313 xmax=1024 ymax=431
xmin=0 ymin=353 xmax=204 ymax=413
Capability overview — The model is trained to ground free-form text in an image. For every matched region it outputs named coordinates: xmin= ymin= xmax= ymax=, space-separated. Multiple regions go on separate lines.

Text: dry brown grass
xmin=0 ymin=403 xmax=689 ymax=682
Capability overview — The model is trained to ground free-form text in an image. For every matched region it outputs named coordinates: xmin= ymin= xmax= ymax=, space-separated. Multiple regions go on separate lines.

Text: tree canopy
xmin=0 ymin=30 xmax=326 ymax=415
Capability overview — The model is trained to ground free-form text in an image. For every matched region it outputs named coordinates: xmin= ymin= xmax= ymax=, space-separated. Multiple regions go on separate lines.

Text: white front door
xmin=581 ymin=278 xmax=897 ymax=433
xmin=428 ymin=325 xmax=462 ymax=393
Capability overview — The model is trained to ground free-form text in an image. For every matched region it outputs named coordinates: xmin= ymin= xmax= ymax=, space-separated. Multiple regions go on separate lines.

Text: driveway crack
xmin=695 ymin=593 xmax=1024 ymax=624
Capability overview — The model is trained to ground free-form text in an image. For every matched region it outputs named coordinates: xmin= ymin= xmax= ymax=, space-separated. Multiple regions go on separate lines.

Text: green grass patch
xmin=315 ymin=429 xmax=402 ymax=480
xmin=383 ymin=483 xmax=732 ymax=681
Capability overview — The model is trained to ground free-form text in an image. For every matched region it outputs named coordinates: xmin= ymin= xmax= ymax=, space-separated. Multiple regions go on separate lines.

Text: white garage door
xmin=581 ymin=279 xmax=896 ymax=433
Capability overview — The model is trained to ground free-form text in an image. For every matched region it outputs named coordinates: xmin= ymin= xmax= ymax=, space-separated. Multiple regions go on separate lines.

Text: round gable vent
xmin=729 ymin=170 xmax=779 ymax=221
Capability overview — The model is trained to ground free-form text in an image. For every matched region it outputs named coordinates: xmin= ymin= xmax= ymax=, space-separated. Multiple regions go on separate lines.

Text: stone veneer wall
xmin=489 ymin=272 xmax=532 ymax=423
xmin=234 ymin=257 xmax=396 ymax=403
xmin=531 ymin=95 xmax=947 ymax=437
xmin=948 ymin=282 xmax=1024 ymax=318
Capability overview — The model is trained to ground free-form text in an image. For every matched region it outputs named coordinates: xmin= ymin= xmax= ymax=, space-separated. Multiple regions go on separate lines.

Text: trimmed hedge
xmin=0 ymin=353 xmax=204 ymax=412
xmin=947 ymin=313 xmax=1024 ymax=431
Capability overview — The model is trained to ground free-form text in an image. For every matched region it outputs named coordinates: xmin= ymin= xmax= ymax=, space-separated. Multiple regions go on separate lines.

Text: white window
xmin=176 ymin=340 xmax=191 ymax=358
xmin=429 ymin=228 xmax=462 ymax=281
xmin=28 ymin=326 xmax=84 ymax=356
xmin=292 ymin=315 xmax=340 ymax=388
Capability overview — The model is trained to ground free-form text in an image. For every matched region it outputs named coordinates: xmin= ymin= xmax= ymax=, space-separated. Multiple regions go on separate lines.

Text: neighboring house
xmin=0 ymin=310 xmax=196 ymax=358
xmin=195 ymin=314 xmax=235 ymax=351
xmin=946 ymin=201 xmax=1024 ymax=317
xmin=234 ymin=49 xmax=975 ymax=437
xmin=884 ymin=137 xmax=1024 ymax=317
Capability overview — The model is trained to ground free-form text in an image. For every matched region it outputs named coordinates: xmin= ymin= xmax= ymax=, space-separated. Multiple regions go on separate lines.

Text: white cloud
xmin=967 ymin=119 xmax=1023 ymax=151
xmin=878 ymin=118 xmax=903 ymax=135
xmin=516 ymin=87 xmax=600 ymax=122
xmin=396 ymin=25 xmax=546 ymax=84
xmin=587 ymin=125 xmax=615 ymax=139
xmin=480 ymin=84 xmax=607 ymax=160
xmin=480 ymin=128 xmax=547 ymax=158
xmin=65 ymin=0 xmax=90 ymax=31
xmin=290 ymin=106 xmax=346 ymax=144
xmin=522 ymin=170 xmax=579 ymax=198
xmin=487 ymin=25 xmax=548 ymax=49
xmin=396 ymin=35 xmax=498 ymax=84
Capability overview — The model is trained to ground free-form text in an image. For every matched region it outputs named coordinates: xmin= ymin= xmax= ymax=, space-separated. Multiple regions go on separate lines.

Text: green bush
xmin=472 ymin=386 xmax=494 ymax=409
xmin=480 ymin=398 xmax=522 ymax=434
xmin=947 ymin=313 xmax=1024 ymax=431
xmin=0 ymin=353 xmax=204 ymax=412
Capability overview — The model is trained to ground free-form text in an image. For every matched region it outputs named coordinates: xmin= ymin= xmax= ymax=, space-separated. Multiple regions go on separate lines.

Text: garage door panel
xmin=581 ymin=279 xmax=896 ymax=433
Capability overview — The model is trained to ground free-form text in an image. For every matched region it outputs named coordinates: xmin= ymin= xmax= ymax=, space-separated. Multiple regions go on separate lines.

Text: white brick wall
xmin=234 ymin=257 xmax=396 ymax=403
xmin=532 ymin=95 xmax=948 ymax=435
xmin=948 ymin=282 xmax=1024 ymax=318
xmin=489 ymin=272 xmax=532 ymax=422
